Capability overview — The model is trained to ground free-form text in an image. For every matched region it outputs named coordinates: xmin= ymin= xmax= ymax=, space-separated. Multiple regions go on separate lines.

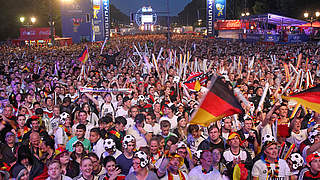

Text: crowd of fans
xmin=0 ymin=35 xmax=319 ymax=180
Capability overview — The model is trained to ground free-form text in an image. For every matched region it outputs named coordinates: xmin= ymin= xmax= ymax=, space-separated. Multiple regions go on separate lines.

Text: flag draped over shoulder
xmin=183 ymin=72 xmax=207 ymax=92
xmin=282 ymin=85 xmax=320 ymax=113
xmin=78 ymin=46 xmax=89 ymax=64
xmin=190 ymin=76 xmax=244 ymax=127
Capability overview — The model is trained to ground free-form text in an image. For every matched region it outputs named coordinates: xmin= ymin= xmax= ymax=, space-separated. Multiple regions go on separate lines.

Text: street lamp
xmin=31 ymin=17 xmax=36 ymax=24
xmin=20 ymin=17 xmax=25 ymax=23
xmin=304 ymin=11 xmax=320 ymax=40
xmin=19 ymin=16 xmax=36 ymax=26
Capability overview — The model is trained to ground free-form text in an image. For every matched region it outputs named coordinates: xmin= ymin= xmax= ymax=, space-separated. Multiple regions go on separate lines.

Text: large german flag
xmin=282 ymin=85 xmax=320 ymax=113
xmin=190 ymin=76 xmax=244 ymax=127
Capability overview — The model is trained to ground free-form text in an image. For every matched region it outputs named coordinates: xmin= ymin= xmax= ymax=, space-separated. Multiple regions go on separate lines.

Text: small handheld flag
xmin=78 ymin=46 xmax=89 ymax=64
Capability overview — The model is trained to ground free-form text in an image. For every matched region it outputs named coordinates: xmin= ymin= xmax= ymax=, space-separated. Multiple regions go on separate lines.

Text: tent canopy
xmin=246 ymin=13 xmax=307 ymax=26
xmin=299 ymin=21 xmax=320 ymax=28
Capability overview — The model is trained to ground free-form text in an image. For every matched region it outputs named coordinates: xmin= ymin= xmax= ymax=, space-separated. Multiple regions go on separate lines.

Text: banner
xmin=215 ymin=20 xmax=241 ymax=30
xmin=207 ymin=0 xmax=214 ymax=37
xmin=102 ymin=0 xmax=110 ymax=40
xmin=20 ymin=27 xmax=52 ymax=40
xmin=214 ymin=0 xmax=226 ymax=19
xmin=79 ymin=87 xmax=132 ymax=93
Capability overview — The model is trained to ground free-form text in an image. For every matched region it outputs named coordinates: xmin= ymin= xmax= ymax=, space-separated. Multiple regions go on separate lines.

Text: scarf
xmin=168 ymin=170 xmax=186 ymax=180
xmin=265 ymin=157 xmax=279 ymax=179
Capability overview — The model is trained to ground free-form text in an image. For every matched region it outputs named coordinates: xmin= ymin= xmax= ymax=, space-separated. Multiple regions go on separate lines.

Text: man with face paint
xmin=252 ymin=134 xmax=292 ymax=179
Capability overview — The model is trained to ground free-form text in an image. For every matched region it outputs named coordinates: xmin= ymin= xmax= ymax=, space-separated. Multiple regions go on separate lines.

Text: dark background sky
xmin=111 ymin=0 xmax=192 ymax=16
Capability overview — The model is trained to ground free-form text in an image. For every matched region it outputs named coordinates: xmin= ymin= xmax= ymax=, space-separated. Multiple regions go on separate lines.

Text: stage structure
xmin=134 ymin=6 xmax=158 ymax=31
xmin=61 ymin=0 xmax=110 ymax=43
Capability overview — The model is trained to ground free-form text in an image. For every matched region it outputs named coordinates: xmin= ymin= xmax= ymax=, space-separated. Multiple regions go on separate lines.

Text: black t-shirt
xmin=198 ymin=137 xmax=226 ymax=151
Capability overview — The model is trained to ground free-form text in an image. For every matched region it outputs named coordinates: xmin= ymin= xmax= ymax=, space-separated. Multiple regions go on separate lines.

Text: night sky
xmin=111 ymin=0 xmax=192 ymax=16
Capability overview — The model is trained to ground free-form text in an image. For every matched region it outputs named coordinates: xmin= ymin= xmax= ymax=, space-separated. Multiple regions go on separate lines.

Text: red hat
xmin=306 ymin=152 xmax=320 ymax=164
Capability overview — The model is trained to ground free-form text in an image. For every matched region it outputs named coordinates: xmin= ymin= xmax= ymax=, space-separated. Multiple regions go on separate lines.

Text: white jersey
xmin=188 ymin=165 xmax=223 ymax=180
xmin=252 ymin=159 xmax=291 ymax=179
xmin=222 ymin=148 xmax=249 ymax=163
xmin=160 ymin=115 xmax=178 ymax=130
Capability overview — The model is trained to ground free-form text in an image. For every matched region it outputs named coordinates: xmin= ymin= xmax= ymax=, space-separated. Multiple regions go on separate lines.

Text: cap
xmin=228 ymin=132 xmax=240 ymax=140
xmin=306 ymin=152 xmax=320 ymax=164
xmin=168 ymin=153 xmax=184 ymax=168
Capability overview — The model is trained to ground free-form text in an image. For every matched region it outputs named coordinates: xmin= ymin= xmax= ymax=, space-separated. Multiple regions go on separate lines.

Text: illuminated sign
xmin=142 ymin=7 xmax=152 ymax=12
xmin=207 ymin=0 xmax=214 ymax=37
xmin=102 ymin=0 xmax=110 ymax=40
xmin=142 ymin=15 xmax=153 ymax=24
xmin=215 ymin=0 xmax=226 ymax=19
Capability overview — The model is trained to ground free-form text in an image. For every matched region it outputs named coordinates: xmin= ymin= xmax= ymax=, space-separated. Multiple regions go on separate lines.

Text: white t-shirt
xmin=87 ymin=112 xmax=99 ymax=126
xmin=257 ymin=123 xmax=273 ymax=141
xmin=127 ymin=126 xmax=148 ymax=149
xmin=125 ymin=117 xmax=135 ymax=131
xmin=222 ymin=148 xmax=249 ymax=163
xmin=54 ymin=127 xmax=69 ymax=149
xmin=116 ymin=106 xmax=129 ymax=118
xmin=160 ymin=115 xmax=178 ymax=130
xmin=46 ymin=175 xmax=72 ymax=180
xmin=252 ymin=159 xmax=291 ymax=179
xmin=188 ymin=165 xmax=223 ymax=180
xmin=287 ymin=129 xmax=308 ymax=149
xmin=99 ymin=101 xmax=115 ymax=118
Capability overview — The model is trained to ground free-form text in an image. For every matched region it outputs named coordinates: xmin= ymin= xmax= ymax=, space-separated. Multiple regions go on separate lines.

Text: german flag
xmin=190 ymin=76 xmax=244 ymax=127
xmin=282 ymin=85 xmax=320 ymax=113
xmin=78 ymin=46 xmax=89 ymax=64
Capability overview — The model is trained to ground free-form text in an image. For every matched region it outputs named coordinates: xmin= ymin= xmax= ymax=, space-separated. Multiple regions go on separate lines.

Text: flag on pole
xmin=190 ymin=76 xmax=244 ymax=126
xmin=183 ymin=72 xmax=207 ymax=92
xmin=78 ymin=46 xmax=89 ymax=64
xmin=282 ymin=85 xmax=320 ymax=113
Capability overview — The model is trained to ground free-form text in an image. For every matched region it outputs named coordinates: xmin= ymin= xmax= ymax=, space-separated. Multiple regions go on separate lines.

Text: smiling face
xmin=80 ymin=159 xmax=93 ymax=177
xmin=105 ymin=160 xmax=116 ymax=175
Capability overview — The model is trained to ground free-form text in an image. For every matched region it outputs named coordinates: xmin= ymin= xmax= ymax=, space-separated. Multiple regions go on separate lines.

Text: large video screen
xmin=141 ymin=15 xmax=153 ymax=24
